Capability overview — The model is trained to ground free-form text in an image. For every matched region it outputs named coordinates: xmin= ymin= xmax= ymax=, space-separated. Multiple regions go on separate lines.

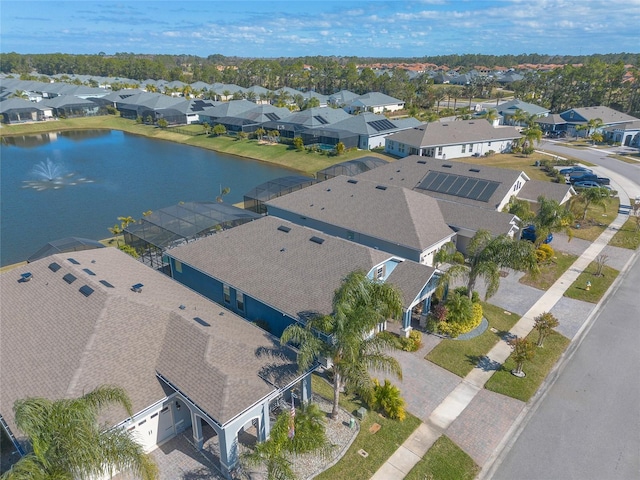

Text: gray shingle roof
xmin=561 ymin=106 xmax=638 ymax=125
xmin=0 ymin=248 xmax=300 ymax=437
xmin=384 ymin=120 xmax=522 ymax=148
xmin=167 ymin=216 xmax=429 ymax=319
xmin=266 ymin=176 xmax=454 ymax=252
xmin=356 ymin=155 xmax=527 ymax=210
xmin=516 ymin=180 xmax=574 ymax=205
xmin=436 ymin=200 xmax=518 ymax=236
xmin=385 ymin=261 xmax=436 ymax=308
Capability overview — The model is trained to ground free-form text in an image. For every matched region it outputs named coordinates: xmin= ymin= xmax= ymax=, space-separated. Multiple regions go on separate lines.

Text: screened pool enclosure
xmin=124 ymin=202 xmax=261 ymax=269
xmin=243 ymin=176 xmax=318 ymax=214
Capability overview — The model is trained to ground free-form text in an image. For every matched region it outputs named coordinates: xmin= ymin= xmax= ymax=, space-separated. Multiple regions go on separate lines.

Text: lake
xmin=0 ymin=130 xmax=301 ymax=266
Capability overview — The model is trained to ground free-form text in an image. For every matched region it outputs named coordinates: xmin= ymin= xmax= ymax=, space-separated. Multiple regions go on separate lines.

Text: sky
xmin=1 ymin=0 xmax=639 ymax=58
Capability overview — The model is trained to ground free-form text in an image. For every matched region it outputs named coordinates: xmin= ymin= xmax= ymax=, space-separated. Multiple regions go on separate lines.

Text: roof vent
xmin=131 ymin=283 xmax=144 ymax=293
xmin=469 ymin=168 xmax=480 ymax=173
xmin=442 ymin=164 xmax=452 ymax=168
xmin=63 ymin=273 xmax=77 ymax=284
xmin=347 ymin=179 xmax=358 ymax=184
xmin=99 ymin=280 xmax=114 ymax=288
xmin=179 ymin=304 xmax=186 ymax=310
xmin=310 ymin=236 xmax=325 ymax=245
xmin=79 ymin=285 xmax=94 ymax=297
xmin=194 ymin=317 xmax=211 ymax=327
xmin=469 ymin=122 xmax=474 ymax=124
xmin=442 ymin=123 xmax=449 ymax=126
xmin=277 ymin=225 xmax=291 ymax=233
xmin=83 ymin=268 xmax=96 ymax=276
xmin=67 ymin=258 xmax=80 ymax=265
xmin=417 ymin=160 xmax=427 ymax=164
xmin=376 ymin=185 xmax=387 ymax=191
xmin=20 ymin=272 xmax=33 ymax=282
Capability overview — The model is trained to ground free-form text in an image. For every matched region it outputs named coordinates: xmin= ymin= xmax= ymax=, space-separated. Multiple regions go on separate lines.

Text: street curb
xmin=477 ymin=247 xmax=640 ymax=480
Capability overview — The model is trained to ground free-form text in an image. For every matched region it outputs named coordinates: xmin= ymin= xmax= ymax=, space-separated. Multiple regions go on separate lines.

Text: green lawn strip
xmin=570 ymin=197 xmax=620 ymax=242
xmin=405 ymin=435 xmax=479 ymax=480
xmin=484 ymin=330 xmax=570 ymax=402
xmin=311 ymin=373 xmax=421 ymax=480
xmin=608 ymin=154 xmax=640 ymax=164
xmin=563 ymin=262 xmax=619 ymax=303
xmin=519 ymin=252 xmax=578 ymax=290
xmin=425 ymin=303 xmax=520 ymax=378
xmin=609 ymin=217 xmax=640 ymax=250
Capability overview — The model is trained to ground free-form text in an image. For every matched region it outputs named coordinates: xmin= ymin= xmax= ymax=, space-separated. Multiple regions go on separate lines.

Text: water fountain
xmin=22 ymin=158 xmax=94 ymax=191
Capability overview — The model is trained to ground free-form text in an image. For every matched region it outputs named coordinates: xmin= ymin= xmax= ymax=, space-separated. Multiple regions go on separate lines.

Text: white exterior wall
xmin=384 ymin=138 xmax=515 ymax=159
xmin=420 ymin=236 xmax=456 ymax=266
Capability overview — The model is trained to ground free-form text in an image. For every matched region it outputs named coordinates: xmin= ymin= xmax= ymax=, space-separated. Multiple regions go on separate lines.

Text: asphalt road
xmin=488 ymin=252 xmax=640 ymax=480
xmin=538 ymin=140 xmax=640 ymax=199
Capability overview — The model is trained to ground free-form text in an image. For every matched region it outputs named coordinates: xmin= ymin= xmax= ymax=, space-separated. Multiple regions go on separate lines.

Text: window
xmin=376 ymin=265 xmax=385 ymax=280
xmin=488 ymin=141 xmax=492 ymax=146
xmin=461 ymin=144 xmax=466 ymax=153
xmin=437 ymin=146 xmax=443 ymax=155
xmin=237 ymin=293 xmax=245 ymax=312
xmin=223 ymin=285 xmax=230 ymax=304
xmin=469 ymin=144 xmax=473 ymax=151
xmin=347 ymin=231 xmax=355 ymax=241
xmin=174 ymin=260 xmax=182 ymax=273
xmin=399 ymin=143 xmax=405 ymax=153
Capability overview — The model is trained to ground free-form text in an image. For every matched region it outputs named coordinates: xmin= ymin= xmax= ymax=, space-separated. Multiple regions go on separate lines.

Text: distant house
xmin=261 ymin=106 xmax=353 ymax=140
xmin=41 ymin=95 xmax=104 ymax=118
xmin=602 ymin=120 xmax=640 ymax=147
xmin=384 ymin=120 xmax=521 ymax=159
xmin=265 ymin=175 xmax=456 ymax=267
xmin=345 ymin=92 xmax=405 ymax=114
xmin=560 ymin=106 xmax=640 ymax=138
xmin=0 ymin=97 xmax=51 ymax=123
xmin=496 ymin=99 xmax=550 ymax=126
xmin=166 ymin=216 xmax=439 ymax=337
xmin=1 ymin=248 xmax=311 ymax=479
xmin=328 ymin=89 xmax=359 ymax=107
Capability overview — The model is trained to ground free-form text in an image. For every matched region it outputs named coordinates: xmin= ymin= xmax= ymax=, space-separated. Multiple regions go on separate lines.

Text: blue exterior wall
xmin=168 ymin=257 xmax=297 ymax=337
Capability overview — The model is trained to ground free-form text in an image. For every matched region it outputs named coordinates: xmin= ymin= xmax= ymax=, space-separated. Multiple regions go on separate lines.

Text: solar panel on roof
xmin=79 ymin=285 xmax=94 ymax=297
xmin=313 ymin=115 xmax=328 ymax=124
xmin=439 ymin=175 xmax=457 ymax=192
xmin=265 ymin=112 xmax=280 ymax=121
xmin=48 ymin=262 xmax=61 ymax=272
xmin=477 ymin=185 xmax=497 ymax=202
xmin=367 ymin=119 xmax=396 ymax=132
xmin=468 ymin=180 xmax=489 ymax=199
xmin=450 ymin=176 xmax=468 ymax=195
xmin=457 ymin=179 xmax=478 ymax=197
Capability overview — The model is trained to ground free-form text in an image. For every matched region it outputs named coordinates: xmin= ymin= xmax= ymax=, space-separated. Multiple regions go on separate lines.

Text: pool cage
xmin=315 ymin=156 xmax=388 ymax=181
xmin=243 ymin=176 xmax=318 ymax=214
xmin=123 ymin=202 xmax=261 ymax=270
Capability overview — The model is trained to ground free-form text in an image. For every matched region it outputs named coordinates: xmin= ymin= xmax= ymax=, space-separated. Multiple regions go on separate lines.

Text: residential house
xmin=261 ymin=106 xmax=353 ymax=141
xmin=0 ymin=97 xmax=51 ymax=123
xmin=0 ymin=248 xmax=311 ymax=479
xmin=560 ymin=106 xmax=639 ymax=138
xmin=384 ymin=120 xmax=521 ymax=159
xmin=302 ymin=112 xmax=421 ymax=150
xmin=496 ymin=99 xmax=550 ymax=126
xmin=166 ymin=216 xmax=439 ymax=337
xmin=316 ymin=156 xmax=389 ymax=181
xmin=345 ymin=92 xmax=405 ymax=114
xmin=328 ymin=90 xmax=359 ymax=107
xmin=41 ymin=95 xmax=104 ymax=118
xmin=265 ymin=175 xmax=456 ymax=267
xmin=602 ymin=120 xmax=640 ymax=147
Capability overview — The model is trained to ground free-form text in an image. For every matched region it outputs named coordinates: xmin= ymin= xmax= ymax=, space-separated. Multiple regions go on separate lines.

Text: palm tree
xmin=438 ymin=230 xmax=539 ymax=301
xmin=531 ymin=196 xmax=575 ymax=246
xmin=2 ymin=385 xmax=158 ymax=480
xmin=280 ymin=270 xmax=403 ymax=420
xmin=521 ymin=124 xmax=543 ymax=154
xmin=243 ymin=403 xmax=331 ymax=480
xmin=572 ymin=186 xmax=609 ymax=221
xmin=481 ymin=108 xmax=499 ymax=124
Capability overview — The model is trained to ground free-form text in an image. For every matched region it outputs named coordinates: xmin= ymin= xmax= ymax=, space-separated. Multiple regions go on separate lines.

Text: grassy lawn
xmin=609 ymin=217 xmax=640 ymax=250
xmin=425 ymin=303 xmax=520 ymax=378
xmin=484 ymin=330 xmax=570 ymax=402
xmin=0 ymin=115 xmax=393 ymax=176
xmin=405 ymin=435 xmax=479 ymax=480
xmin=519 ymin=252 xmax=578 ymax=290
xmin=569 ymin=196 xmax=620 ymax=242
xmin=312 ymin=373 xmax=422 ymax=480
xmin=564 ymin=262 xmax=619 ymax=303
xmin=608 ymin=154 xmax=640 ymax=164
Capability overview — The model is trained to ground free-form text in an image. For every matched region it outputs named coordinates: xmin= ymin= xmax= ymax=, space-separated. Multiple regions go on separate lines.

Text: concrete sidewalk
xmin=371 ymin=199 xmax=632 ymax=479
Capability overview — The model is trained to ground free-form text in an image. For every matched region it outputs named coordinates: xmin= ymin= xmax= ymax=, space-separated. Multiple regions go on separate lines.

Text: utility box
xmin=356 ymin=407 xmax=367 ymax=420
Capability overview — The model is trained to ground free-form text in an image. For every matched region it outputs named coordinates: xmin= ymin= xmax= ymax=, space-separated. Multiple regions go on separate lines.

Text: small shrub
xmin=484 ymin=150 xmax=496 ymax=157
xmin=401 ymin=330 xmax=422 ymax=352
xmin=370 ymin=379 xmax=406 ymax=421
xmin=536 ymin=244 xmax=555 ymax=263
xmin=453 ymin=287 xmax=480 ymax=303
xmin=452 ymin=251 xmax=465 ymax=264
xmin=118 ymin=244 xmax=139 ymax=259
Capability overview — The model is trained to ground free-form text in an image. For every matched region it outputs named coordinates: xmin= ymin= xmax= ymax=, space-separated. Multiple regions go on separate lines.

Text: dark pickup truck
xmin=568 ymin=173 xmax=610 ymax=185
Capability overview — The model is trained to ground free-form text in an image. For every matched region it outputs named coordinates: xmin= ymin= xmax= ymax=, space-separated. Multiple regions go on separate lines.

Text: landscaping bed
xmin=312 ymin=374 xmax=421 ymax=480
xmin=425 ymin=304 xmax=520 ymax=378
